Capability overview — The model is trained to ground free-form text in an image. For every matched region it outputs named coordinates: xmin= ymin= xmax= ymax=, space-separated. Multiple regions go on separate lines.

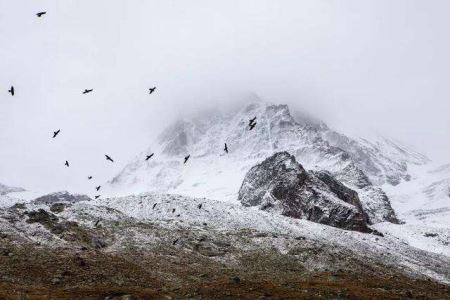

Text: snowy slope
xmin=0 ymin=182 xmax=25 ymax=196
xmin=109 ymin=100 xmax=427 ymax=224
xmin=370 ymin=162 xmax=450 ymax=256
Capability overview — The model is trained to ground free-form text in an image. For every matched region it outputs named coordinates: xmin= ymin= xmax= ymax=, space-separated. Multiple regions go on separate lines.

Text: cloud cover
xmin=1 ymin=0 xmax=449 ymax=193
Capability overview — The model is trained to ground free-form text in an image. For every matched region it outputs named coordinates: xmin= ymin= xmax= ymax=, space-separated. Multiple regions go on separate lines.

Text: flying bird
xmin=172 ymin=208 xmax=176 ymax=213
xmin=249 ymin=116 xmax=256 ymax=125
xmin=65 ymin=161 xmax=69 ymax=167
xmin=152 ymin=203 xmax=157 ymax=209
xmin=198 ymin=204 xmax=202 ymax=209
xmin=82 ymin=89 xmax=93 ymax=94
xmin=96 ymin=185 xmax=101 ymax=191
xmin=184 ymin=155 xmax=190 ymax=164
xmin=149 ymin=87 xmax=156 ymax=94
xmin=94 ymin=219 xmax=100 ymax=227
xmin=105 ymin=154 xmax=114 ymax=162
xmin=146 ymin=153 xmax=154 ymax=161
xmin=172 ymin=238 xmax=179 ymax=245
xmin=8 ymin=86 xmax=14 ymax=96
xmin=52 ymin=129 xmax=60 ymax=138
xmin=224 ymin=143 xmax=228 ymax=154
xmin=88 ymin=176 xmax=93 ymax=180
xmin=94 ymin=195 xmax=100 ymax=199
xmin=36 ymin=12 xmax=46 ymax=17
xmin=249 ymin=122 xmax=257 ymax=130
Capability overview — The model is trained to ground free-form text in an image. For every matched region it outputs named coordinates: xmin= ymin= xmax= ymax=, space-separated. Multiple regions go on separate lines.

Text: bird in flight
xmin=172 ymin=238 xmax=179 ymax=245
xmin=249 ymin=122 xmax=257 ymax=130
xmin=8 ymin=86 xmax=14 ymax=96
xmin=198 ymin=204 xmax=202 ymax=209
xmin=36 ymin=12 xmax=46 ymax=17
xmin=94 ymin=195 xmax=100 ymax=199
xmin=146 ymin=153 xmax=154 ymax=161
xmin=105 ymin=154 xmax=114 ymax=162
xmin=82 ymin=89 xmax=93 ymax=94
xmin=94 ymin=219 xmax=100 ymax=227
xmin=152 ymin=203 xmax=157 ymax=209
xmin=88 ymin=176 xmax=93 ymax=180
xmin=65 ymin=161 xmax=69 ymax=167
xmin=149 ymin=87 xmax=156 ymax=94
xmin=52 ymin=129 xmax=60 ymax=138
xmin=249 ymin=116 xmax=256 ymax=126
xmin=224 ymin=143 xmax=228 ymax=154
xmin=184 ymin=155 xmax=190 ymax=164
xmin=95 ymin=185 xmax=101 ymax=191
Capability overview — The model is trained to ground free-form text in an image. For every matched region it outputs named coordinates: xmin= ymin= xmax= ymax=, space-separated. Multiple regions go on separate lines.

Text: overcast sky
xmin=1 ymin=0 xmax=450 ymax=194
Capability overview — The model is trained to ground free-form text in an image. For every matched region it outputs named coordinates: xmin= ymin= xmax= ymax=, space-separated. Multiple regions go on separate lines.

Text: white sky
xmin=1 ymin=0 xmax=450 ymax=194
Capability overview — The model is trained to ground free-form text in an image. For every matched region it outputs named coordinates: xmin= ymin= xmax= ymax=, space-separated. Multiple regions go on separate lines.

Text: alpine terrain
xmin=1 ymin=100 xmax=449 ymax=298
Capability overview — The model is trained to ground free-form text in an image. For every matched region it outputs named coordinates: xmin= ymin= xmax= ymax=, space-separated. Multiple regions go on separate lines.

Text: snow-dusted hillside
xmin=109 ymin=100 xmax=427 ymax=224
xmin=0 ymin=182 xmax=25 ymax=196
xmin=2 ymin=192 xmax=448 ymax=283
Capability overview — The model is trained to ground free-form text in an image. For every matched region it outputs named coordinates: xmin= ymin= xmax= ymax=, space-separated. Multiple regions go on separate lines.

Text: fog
xmin=1 ymin=0 xmax=450 ymax=193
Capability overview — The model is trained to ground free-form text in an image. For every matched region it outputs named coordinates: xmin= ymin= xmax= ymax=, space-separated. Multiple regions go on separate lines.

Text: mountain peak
xmin=109 ymin=100 xmax=428 ymax=224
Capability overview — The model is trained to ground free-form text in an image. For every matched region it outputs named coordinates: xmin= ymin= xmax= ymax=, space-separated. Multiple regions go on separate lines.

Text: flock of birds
xmin=6 ymin=11 xmax=259 ymax=201
xmin=7 ymin=11 xmax=262 ymax=247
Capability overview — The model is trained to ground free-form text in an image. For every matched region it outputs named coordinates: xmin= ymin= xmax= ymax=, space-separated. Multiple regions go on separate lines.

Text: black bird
xmin=36 ymin=12 xmax=46 ymax=17
xmin=149 ymin=87 xmax=156 ymax=94
xmin=8 ymin=86 xmax=14 ymax=96
xmin=94 ymin=195 xmax=100 ymax=199
xmin=96 ymin=185 xmax=101 ymax=191
xmin=172 ymin=238 xmax=179 ymax=245
xmin=184 ymin=155 xmax=190 ymax=164
xmin=172 ymin=208 xmax=175 ymax=213
xmin=88 ymin=176 xmax=93 ymax=180
xmin=65 ymin=160 xmax=69 ymax=167
xmin=198 ymin=204 xmax=202 ymax=209
xmin=82 ymin=89 xmax=93 ymax=94
xmin=105 ymin=154 xmax=114 ymax=162
xmin=52 ymin=129 xmax=60 ymax=138
xmin=249 ymin=116 xmax=256 ymax=125
xmin=146 ymin=153 xmax=154 ymax=161
xmin=152 ymin=203 xmax=157 ymax=209
xmin=249 ymin=122 xmax=257 ymax=130
xmin=224 ymin=143 xmax=228 ymax=154
xmin=94 ymin=219 xmax=100 ymax=227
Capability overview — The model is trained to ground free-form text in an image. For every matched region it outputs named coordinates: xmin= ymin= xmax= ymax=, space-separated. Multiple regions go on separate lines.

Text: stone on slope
xmin=238 ymin=152 xmax=372 ymax=233
xmin=33 ymin=191 xmax=91 ymax=205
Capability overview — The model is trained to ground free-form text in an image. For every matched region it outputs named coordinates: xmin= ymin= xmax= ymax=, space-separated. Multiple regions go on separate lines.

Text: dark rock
xmin=50 ymin=203 xmax=66 ymax=213
xmin=10 ymin=203 xmax=26 ymax=210
xmin=33 ymin=191 xmax=91 ymax=205
xmin=424 ymin=232 xmax=438 ymax=238
xmin=104 ymin=292 xmax=136 ymax=300
xmin=91 ymin=236 xmax=107 ymax=249
xmin=238 ymin=152 xmax=372 ymax=233
xmin=232 ymin=276 xmax=241 ymax=284
xmin=26 ymin=209 xmax=59 ymax=227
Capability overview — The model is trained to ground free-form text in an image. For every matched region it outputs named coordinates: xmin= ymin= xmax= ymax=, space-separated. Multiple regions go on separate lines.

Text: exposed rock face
xmin=109 ymin=100 xmax=416 ymax=224
xmin=238 ymin=152 xmax=372 ymax=233
xmin=33 ymin=191 xmax=91 ymax=205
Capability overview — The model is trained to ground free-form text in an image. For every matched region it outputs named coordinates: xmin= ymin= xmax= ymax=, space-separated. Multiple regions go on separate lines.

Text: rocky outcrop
xmin=110 ymin=100 xmax=419 ymax=223
xmin=238 ymin=152 xmax=372 ymax=233
xmin=33 ymin=191 xmax=91 ymax=205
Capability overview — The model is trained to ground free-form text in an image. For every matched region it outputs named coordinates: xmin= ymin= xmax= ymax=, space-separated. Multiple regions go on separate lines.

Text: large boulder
xmin=238 ymin=152 xmax=372 ymax=233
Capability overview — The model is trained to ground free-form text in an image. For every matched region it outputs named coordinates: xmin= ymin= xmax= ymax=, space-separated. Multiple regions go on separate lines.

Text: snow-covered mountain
xmin=0 ymin=182 xmax=25 ymax=196
xmin=109 ymin=100 xmax=428 ymax=224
